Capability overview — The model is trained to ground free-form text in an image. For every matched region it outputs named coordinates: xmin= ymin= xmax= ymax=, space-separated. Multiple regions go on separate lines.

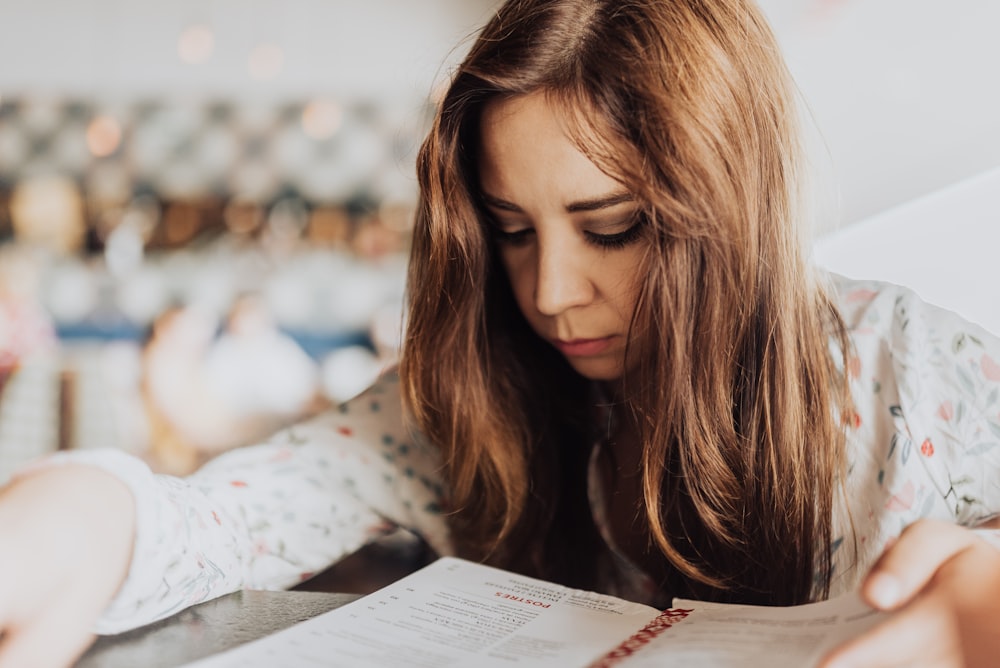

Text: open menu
xmin=182 ymin=556 xmax=886 ymax=667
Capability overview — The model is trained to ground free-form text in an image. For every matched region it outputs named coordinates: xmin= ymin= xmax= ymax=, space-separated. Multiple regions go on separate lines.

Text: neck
xmin=599 ymin=376 xmax=628 ymax=404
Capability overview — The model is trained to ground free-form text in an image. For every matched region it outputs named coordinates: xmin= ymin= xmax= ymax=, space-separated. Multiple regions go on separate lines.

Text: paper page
xmin=182 ymin=557 xmax=661 ymax=668
xmin=593 ymin=592 xmax=886 ymax=668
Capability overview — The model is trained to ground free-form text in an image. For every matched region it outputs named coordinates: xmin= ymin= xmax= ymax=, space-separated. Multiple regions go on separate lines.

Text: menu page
xmin=604 ymin=593 xmax=886 ymax=668
xmin=182 ymin=557 xmax=661 ymax=668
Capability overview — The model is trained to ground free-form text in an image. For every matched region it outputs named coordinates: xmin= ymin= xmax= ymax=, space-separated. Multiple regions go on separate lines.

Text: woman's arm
xmin=0 ymin=371 xmax=450 ymax=667
xmin=0 ymin=465 xmax=136 ymax=668
xmin=109 ymin=370 xmax=449 ymax=631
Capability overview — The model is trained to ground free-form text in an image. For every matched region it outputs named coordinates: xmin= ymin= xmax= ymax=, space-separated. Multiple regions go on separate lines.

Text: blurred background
xmin=0 ymin=0 xmax=997 ymax=479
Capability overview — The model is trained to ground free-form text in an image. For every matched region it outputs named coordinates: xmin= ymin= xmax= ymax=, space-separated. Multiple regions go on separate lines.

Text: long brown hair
xmin=400 ymin=0 xmax=853 ymax=605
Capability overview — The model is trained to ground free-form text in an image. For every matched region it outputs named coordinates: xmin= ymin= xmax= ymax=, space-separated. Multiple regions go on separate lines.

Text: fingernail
xmin=866 ymin=572 xmax=900 ymax=608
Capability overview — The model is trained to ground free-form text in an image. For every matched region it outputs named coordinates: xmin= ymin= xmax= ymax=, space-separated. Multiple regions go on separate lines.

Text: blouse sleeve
xmin=833 ymin=276 xmax=1000 ymax=590
xmin=21 ymin=370 xmax=452 ymax=634
xmin=881 ymin=284 xmax=1000 ymax=526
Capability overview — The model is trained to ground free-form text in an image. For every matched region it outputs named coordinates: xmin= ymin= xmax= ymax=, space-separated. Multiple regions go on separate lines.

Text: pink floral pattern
xmin=829 ymin=274 xmax=1000 ymax=595
xmin=26 ymin=274 xmax=1000 ymax=631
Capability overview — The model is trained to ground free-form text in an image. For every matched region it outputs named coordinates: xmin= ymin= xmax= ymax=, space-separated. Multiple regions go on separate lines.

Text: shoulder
xmin=328 ymin=367 xmax=408 ymax=433
xmin=306 ymin=367 xmax=423 ymax=441
xmin=824 ymin=272 xmax=1000 ymax=440
xmin=824 ymin=272 xmax=1000 ymax=367
xmin=826 ymin=272 xmax=945 ymax=333
xmin=263 ymin=367 xmax=441 ymax=474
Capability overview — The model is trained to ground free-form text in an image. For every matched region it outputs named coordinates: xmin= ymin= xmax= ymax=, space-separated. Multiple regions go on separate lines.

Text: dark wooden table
xmin=77 ymin=533 xmax=433 ymax=667
xmin=77 ymin=590 xmax=358 ymax=668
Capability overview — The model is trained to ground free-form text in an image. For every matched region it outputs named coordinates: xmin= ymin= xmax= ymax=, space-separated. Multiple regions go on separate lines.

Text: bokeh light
xmin=85 ymin=115 xmax=123 ymax=158
xmin=302 ymin=100 xmax=343 ymax=140
xmin=248 ymin=44 xmax=284 ymax=81
xmin=178 ymin=24 xmax=215 ymax=65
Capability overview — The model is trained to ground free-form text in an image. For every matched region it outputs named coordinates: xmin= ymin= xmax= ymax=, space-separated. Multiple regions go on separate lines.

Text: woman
xmin=404 ymin=0 xmax=853 ymax=608
xmin=0 ymin=1 xmax=998 ymax=666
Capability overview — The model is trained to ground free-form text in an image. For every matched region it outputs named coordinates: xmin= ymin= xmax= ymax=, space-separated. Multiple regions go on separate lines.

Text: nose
xmin=533 ymin=238 xmax=594 ymax=316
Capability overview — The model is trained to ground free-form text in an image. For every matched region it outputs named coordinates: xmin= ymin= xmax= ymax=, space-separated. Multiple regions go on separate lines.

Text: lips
xmin=552 ymin=336 xmax=616 ymax=357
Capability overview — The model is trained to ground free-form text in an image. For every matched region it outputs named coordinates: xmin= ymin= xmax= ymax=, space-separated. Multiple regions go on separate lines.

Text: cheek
xmin=602 ymin=254 xmax=644 ymax=317
xmin=501 ymin=253 xmax=536 ymax=312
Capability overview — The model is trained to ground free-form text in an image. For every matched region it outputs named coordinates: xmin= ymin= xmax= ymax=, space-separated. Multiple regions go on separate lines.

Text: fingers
xmin=0 ymin=612 xmax=96 ymax=668
xmin=862 ymin=519 xmax=977 ymax=610
xmin=0 ymin=568 xmax=116 ymax=668
xmin=822 ymin=523 xmax=1000 ymax=668
xmin=0 ymin=573 xmax=107 ymax=668
xmin=817 ymin=590 xmax=961 ymax=668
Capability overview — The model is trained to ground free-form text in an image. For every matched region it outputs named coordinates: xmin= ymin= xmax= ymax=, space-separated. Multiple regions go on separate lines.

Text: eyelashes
xmin=491 ymin=215 xmax=646 ymax=250
xmin=491 ymin=227 xmax=534 ymax=246
xmin=584 ymin=221 xmax=644 ymax=249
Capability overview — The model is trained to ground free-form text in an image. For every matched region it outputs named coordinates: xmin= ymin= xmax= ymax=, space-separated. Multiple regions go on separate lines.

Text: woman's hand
xmin=819 ymin=518 xmax=1000 ymax=668
xmin=0 ymin=465 xmax=136 ymax=668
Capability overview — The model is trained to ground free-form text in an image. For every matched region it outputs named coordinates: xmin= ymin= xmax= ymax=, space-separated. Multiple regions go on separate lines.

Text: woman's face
xmin=478 ymin=92 xmax=645 ymax=382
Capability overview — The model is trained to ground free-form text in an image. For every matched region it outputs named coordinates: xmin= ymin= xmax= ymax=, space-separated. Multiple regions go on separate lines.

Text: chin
xmin=567 ymin=358 xmax=624 ymax=382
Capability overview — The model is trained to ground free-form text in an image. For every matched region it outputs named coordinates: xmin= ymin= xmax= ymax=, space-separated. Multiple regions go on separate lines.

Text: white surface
xmin=0 ymin=0 xmax=495 ymax=103
xmin=758 ymin=0 xmax=1000 ymax=226
xmin=0 ymin=0 xmax=996 ymax=231
xmin=814 ymin=166 xmax=1000 ymax=335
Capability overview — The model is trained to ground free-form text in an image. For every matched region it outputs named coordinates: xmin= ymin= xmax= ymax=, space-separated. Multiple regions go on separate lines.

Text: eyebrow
xmin=481 ymin=191 xmax=634 ymax=213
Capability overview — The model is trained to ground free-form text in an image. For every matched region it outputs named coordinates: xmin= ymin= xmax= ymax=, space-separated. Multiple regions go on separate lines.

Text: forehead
xmin=477 ymin=93 xmax=624 ymax=200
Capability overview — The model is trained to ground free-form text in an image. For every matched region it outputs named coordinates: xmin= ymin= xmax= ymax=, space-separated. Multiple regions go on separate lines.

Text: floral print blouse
xmin=27 ymin=274 xmax=1000 ymax=634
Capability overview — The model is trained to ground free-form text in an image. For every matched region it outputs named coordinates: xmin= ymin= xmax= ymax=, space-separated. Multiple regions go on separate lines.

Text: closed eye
xmin=583 ymin=220 xmax=644 ymax=249
xmin=492 ymin=226 xmax=534 ymax=246
xmin=491 ymin=216 xmax=645 ymax=249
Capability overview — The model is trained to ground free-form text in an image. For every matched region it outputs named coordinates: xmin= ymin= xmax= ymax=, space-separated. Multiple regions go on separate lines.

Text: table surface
xmin=76 ymin=590 xmax=360 ymax=668
xmin=75 ymin=532 xmax=431 ymax=667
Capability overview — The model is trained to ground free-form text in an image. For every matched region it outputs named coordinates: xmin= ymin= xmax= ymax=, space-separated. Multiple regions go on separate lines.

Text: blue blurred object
xmin=55 ymin=321 xmax=372 ymax=361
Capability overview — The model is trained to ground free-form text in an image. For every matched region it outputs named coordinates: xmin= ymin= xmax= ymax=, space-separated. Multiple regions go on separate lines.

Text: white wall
xmin=1 ymin=0 xmax=997 ymax=230
xmin=0 ymin=0 xmax=494 ymax=104
xmin=814 ymin=166 xmax=1000 ymax=335
xmin=758 ymin=0 xmax=1000 ymax=230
